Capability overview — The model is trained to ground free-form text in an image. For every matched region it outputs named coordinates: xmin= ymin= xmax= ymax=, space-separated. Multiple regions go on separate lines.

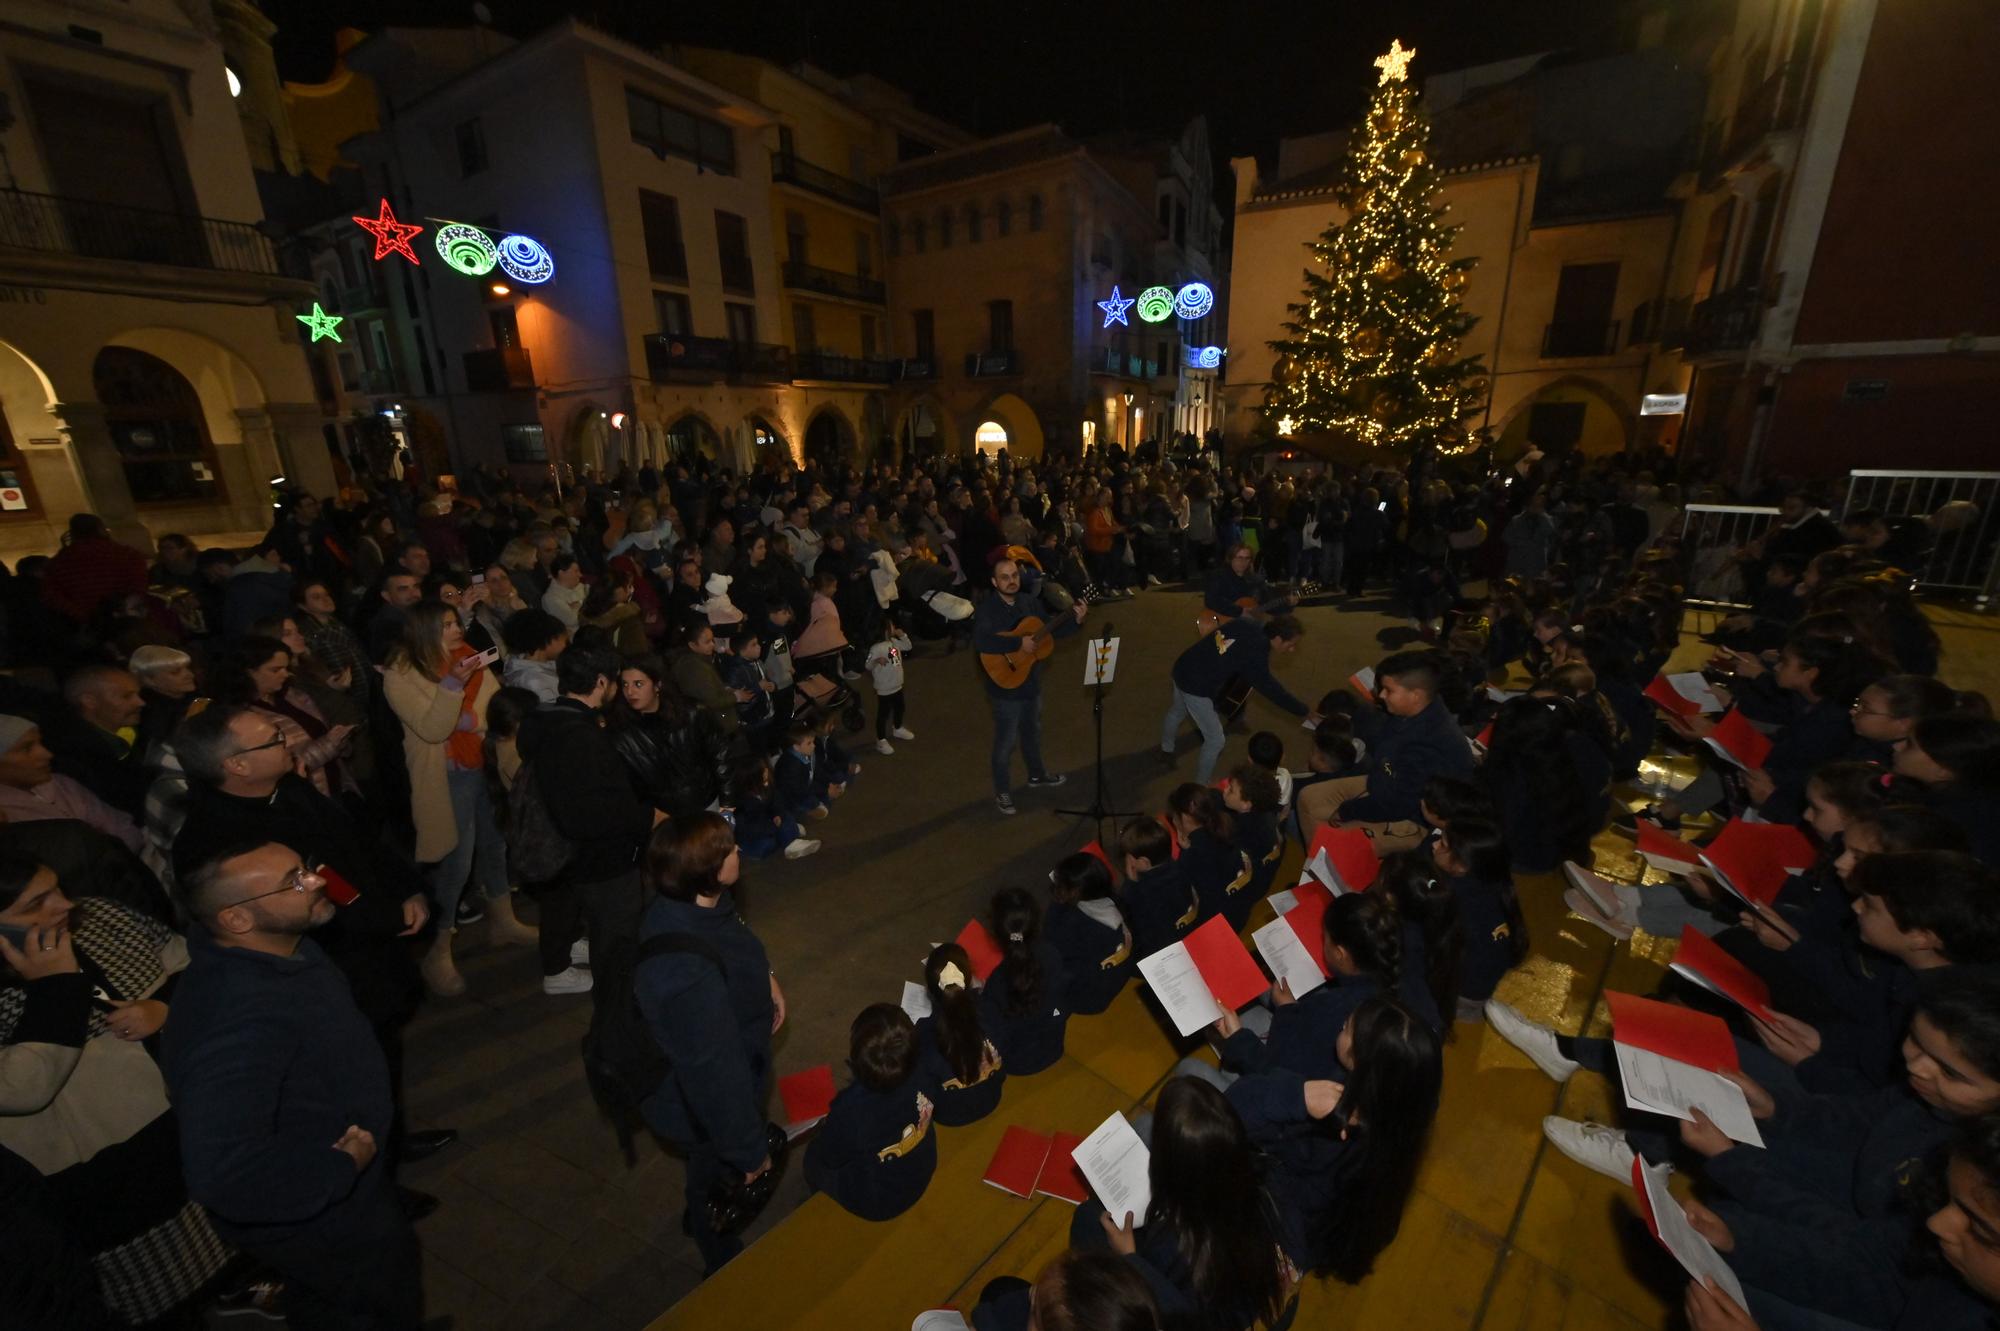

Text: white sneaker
xmin=542 ymin=965 xmax=593 ymax=996
xmin=876 ymin=739 xmax=895 ymax=755
xmin=783 ymin=837 xmax=822 ymax=860
xmin=1484 ymin=1000 xmax=1582 ymax=1082
xmin=1146 ymin=573 xmax=1163 ymax=587
xmin=891 ymin=727 xmax=915 ymax=741
xmin=1542 ymin=1117 xmax=1637 ymax=1182
xmin=569 ymin=938 xmax=589 ymax=967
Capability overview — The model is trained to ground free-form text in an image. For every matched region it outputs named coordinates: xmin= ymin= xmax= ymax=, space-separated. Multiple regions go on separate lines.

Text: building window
xmin=793 ymin=302 xmax=816 ymax=352
xmin=370 ymin=323 xmax=393 ymax=373
xmin=912 ymin=309 xmax=935 ymax=363
xmin=626 ymin=87 xmax=736 ymax=175
xmin=937 ymin=208 xmax=953 ymax=249
xmin=860 ymin=314 xmax=878 ymax=359
xmin=1546 ymin=261 xmax=1621 ymax=357
xmin=965 ymin=203 xmax=982 ymax=242
xmin=652 ymin=290 xmax=691 ymax=335
xmin=855 ymin=230 xmax=874 ymax=280
xmin=639 ymin=190 xmax=688 ymax=282
xmin=455 ymin=117 xmax=488 ymax=176
xmin=988 ymin=299 xmax=1014 ymax=354
xmin=715 ymin=211 xmax=755 ymax=293
xmin=995 ymin=199 xmax=1012 ymax=237
xmin=1027 ymin=194 xmax=1043 ymax=231
xmin=93 ymin=346 xmax=226 ymax=506
xmin=785 ymin=210 xmax=809 ymax=266
xmin=910 ymin=218 xmax=927 ymax=253
xmin=725 ymin=301 xmax=757 ymax=345
xmin=501 ymin=423 xmax=547 ymax=462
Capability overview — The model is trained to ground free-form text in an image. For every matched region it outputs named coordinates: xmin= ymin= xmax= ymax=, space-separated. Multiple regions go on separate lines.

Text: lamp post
xmin=1122 ymin=391 xmax=1135 ymax=454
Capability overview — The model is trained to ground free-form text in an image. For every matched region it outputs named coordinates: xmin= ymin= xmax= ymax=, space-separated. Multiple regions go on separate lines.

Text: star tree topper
xmin=1097 ymin=285 xmax=1135 ymax=328
xmin=1374 ymin=39 xmax=1416 ymax=85
xmin=353 ymin=199 xmax=425 ymax=264
xmin=296 ymin=303 xmax=343 ymax=342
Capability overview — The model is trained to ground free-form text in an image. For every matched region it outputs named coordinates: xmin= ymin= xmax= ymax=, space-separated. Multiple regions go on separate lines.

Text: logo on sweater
xmin=1211 ymin=631 xmax=1235 ymax=655
xmin=878 ymin=1091 xmax=936 ymax=1161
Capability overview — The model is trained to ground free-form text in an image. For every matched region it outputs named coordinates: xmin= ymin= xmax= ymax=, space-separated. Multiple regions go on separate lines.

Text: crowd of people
xmin=0 ymin=434 xmax=1993 ymax=1331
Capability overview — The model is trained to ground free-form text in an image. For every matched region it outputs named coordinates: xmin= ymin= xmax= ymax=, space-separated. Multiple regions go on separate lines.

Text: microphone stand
xmin=1056 ymin=619 xmax=1140 ymax=842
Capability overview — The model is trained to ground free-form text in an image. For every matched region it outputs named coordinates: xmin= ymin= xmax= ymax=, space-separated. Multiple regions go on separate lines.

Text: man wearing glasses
xmin=164 ymin=840 xmax=425 ymax=1330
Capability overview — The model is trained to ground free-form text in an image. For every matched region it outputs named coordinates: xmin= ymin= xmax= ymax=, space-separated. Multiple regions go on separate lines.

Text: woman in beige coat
xmin=382 ymin=600 xmax=534 ymax=996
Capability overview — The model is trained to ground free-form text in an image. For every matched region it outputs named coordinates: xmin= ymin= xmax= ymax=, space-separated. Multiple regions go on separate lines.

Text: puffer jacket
xmin=608 ymin=708 xmax=732 ymax=822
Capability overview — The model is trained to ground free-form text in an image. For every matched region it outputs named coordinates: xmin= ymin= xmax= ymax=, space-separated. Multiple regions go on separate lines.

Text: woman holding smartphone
xmin=383 ymin=600 xmax=530 ymax=997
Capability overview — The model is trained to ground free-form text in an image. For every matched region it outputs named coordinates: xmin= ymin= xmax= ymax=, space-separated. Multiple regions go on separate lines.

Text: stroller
xmin=897 ymin=558 xmax=974 ymax=648
xmin=790 ymin=649 xmax=868 ymax=734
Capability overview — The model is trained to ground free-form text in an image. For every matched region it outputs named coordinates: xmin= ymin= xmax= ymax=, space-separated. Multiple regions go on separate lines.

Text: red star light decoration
xmin=353 ymin=199 xmax=425 ymax=264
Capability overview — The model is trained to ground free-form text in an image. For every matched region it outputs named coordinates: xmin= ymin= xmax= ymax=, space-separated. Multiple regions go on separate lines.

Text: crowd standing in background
xmin=0 ymin=432 xmax=1996 ymax=1330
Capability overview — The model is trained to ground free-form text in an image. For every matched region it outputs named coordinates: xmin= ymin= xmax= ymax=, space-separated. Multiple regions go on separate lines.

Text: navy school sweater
xmin=1170 ymin=618 xmax=1308 ymax=715
xmin=1220 ymin=972 xmax=1387 ymax=1083
xmin=1044 ymin=898 xmax=1135 ymax=1015
xmin=1121 ymin=859 xmax=1202 ymax=961
xmin=1448 ymin=874 xmax=1519 ymax=1005
xmin=978 ymin=941 xmax=1070 ymax=1075
xmin=803 ymin=1071 xmax=940 ymax=1221
xmin=912 ymin=1015 xmax=1005 ymax=1127
xmin=1180 ymin=829 xmax=1253 ymax=928
xmin=1342 ymin=698 xmax=1474 ymax=824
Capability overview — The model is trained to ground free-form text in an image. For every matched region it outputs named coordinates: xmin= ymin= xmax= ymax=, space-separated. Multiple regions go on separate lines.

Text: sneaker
xmin=1484 ymin=1000 xmax=1582 ymax=1082
xmin=542 ymin=966 xmax=593 ymax=996
xmin=1028 ymin=773 xmax=1067 ymax=788
xmin=783 ymin=837 xmax=822 ymax=860
xmin=211 ymin=1277 xmax=286 ymax=1321
xmin=891 ymin=727 xmax=915 ymax=741
xmin=876 ymin=739 xmax=895 ymax=755
xmin=996 ymin=794 xmax=1018 ymax=815
xmin=569 ymin=938 xmax=590 ymax=967
xmin=1146 ymin=573 xmax=1163 ymax=587
xmin=1542 ymin=1117 xmax=1638 ymax=1182
xmin=453 ymin=897 xmax=485 ymax=927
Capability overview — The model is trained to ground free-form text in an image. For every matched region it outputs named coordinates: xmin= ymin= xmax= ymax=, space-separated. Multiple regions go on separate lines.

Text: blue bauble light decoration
xmin=1196 ymin=345 xmax=1223 ymax=369
xmin=1173 ymin=281 xmax=1214 ymax=320
xmin=496 ymin=234 xmax=555 ymax=284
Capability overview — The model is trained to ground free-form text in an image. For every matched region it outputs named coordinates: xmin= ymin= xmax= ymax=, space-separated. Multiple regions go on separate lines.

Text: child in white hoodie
xmin=866 ymin=628 xmax=916 ymax=755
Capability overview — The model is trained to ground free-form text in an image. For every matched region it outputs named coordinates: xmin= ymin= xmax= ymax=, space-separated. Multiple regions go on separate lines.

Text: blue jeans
xmin=428 ymin=766 xmax=510 ymax=923
xmin=990 ymin=693 xmax=1046 ymax=796
xmin=1161 ymin=685 xmax=1226 ymax=783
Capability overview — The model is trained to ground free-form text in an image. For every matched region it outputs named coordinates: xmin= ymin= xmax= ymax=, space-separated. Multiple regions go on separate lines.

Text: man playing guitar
xmin=1199 ymin=544 xmax=1298 ymax=634
xmin=973 ymin=558 xmax=1088 ymax=816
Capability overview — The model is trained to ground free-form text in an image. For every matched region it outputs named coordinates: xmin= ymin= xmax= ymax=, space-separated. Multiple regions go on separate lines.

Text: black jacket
xmin=1344 ymin=698 xmax=1474 ymax=824
xmin=519 ymin=698 xmax=653 ymax=882
xmin=1170 ymin=618 xmax=1308 ymax=715
xmin=608 ymin=708 xmax=731 ymax=823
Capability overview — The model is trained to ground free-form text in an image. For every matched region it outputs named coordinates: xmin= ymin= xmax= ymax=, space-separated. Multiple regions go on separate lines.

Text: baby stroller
xmin=898 ymin=558 xmax=974 ymax=649
xmin=790 ymin=652 xmax=868 ymax=734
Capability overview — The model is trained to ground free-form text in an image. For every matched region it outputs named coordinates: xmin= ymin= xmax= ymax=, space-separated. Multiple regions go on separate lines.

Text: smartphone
xmin=1378 ymin=501 xmax=1388 ymax=512
xmin=472 ymin=646 xmax=502 ymax=670
xmin=471 ymin=572 xmax=486 ymax=585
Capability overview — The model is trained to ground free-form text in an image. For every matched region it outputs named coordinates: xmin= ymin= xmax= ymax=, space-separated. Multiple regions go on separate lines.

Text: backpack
xmin=504 ymin=761 xmax=576 ymax=885
xmin=581 ymin=930 xmax=722 ymax=1166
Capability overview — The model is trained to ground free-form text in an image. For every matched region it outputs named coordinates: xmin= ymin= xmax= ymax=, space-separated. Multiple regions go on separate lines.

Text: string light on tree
xmin=296 ymin=303 xmax=343 ymax=342
xmin=1262 ymin=39 xmax=1485 ymax=453
xmin=1097 ymin=285 xmax=1135 ymax=328
xmin=352 ymin=199 xmax=424 ymax=264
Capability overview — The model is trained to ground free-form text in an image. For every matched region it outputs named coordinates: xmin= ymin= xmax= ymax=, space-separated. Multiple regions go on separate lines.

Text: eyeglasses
xmin=229 ymin=733 xmax=288 ymax=759
xmin=1850 ymin=703 xmax=1897 ymax=718
xmin=220 ymin=860 xmax=324 ymax=911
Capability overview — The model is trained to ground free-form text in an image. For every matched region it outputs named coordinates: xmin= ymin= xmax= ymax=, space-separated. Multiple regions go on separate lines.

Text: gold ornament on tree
xmin=1373 ymin=257 xmax=1405 ymax=282
xmin=1352 ymin=327 xmax=1383 ymax=355
xmin=1442 ymin=269 xmax=1467 ymax=291
xmin=1401 ymin=149 xmax=1426 ymax=168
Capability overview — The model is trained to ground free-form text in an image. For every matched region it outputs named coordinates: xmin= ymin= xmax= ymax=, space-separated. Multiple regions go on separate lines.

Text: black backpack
xmin=504 ymin=761 xmax=576 ymax=885
xmin=581 ymin=930 xmax=722 ymax=1165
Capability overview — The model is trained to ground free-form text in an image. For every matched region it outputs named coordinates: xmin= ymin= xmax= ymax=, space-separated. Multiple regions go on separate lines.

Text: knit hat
xmin=0 ymin=715 xmax=38 ymax=753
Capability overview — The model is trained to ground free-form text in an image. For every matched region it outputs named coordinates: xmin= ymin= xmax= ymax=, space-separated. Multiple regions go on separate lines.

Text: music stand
xmin=1056 ymin=621 xmax=1140 ymax=842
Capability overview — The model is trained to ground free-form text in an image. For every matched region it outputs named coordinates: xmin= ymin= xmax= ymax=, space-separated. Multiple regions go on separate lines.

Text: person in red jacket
xmin=41 ymin=514 xmax=150 ymax=625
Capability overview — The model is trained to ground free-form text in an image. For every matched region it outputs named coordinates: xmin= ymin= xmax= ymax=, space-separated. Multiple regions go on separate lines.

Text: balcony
xmin=1703 ymin=60 xmax=1804 ymax=182
xmin=782 ymin=261 xmax=886 ymax=305
xmin=1541 ymin=319 xmax=1621 ymax=359
xmin=965 ymin=350 xmax=1022 ymax=378
xmin=1087 ymin=345 xmax=1161 ymax=380
xmin=463 ymin=346 xmax=535 ymax=391
xmin=770 ymin=151 xmax=879 ymax=214
xmin=0 ymin=186 xmax=283 ymax=275
xmin=645 ymin=334 xmax=792 ymax=385
xmin=1684 ymin=284 xmax=1763 ymax=358
xmin=792 ymin=350 xmax=898 ymax=385
xmin=899 ymin=358 xmax=937 ymax=382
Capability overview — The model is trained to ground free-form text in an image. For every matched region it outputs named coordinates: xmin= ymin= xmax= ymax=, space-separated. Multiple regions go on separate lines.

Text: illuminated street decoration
xmin=435 ymin=223 xmax=499 ymax=276
xmin=1136 ymin=286 xmax=1176 ymax=323
xmin=1276 ymin=415 xmax=1297 ymax=437
xmin=1173 ymin=281 xmax=1214 ymax=319
xmin=353 ymin=199 xmax=424 ymax=264
xmin=496 ymin=234 xmax=555 ymax=284
xmin=1374 ymin=38 xmax=1416 ymax=85
xmin=296 ymin=303 xmax=343 ymax=342
xmin=1097 ymin=285 xmax=1135 ymax=328
xmin=1186 ymin=345 xmax=1223 ymax=369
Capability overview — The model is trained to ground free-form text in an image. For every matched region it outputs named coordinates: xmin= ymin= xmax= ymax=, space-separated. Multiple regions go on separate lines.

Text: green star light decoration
xmin=296 ymin=302 xmax=344 ymax=343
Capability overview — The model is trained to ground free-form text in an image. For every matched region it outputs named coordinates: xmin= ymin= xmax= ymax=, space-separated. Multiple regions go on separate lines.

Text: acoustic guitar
xmin=980 ymin=601 xmax=1088 ymax=689
xmin=1194 ymin=583 xmax=1300 ymax=637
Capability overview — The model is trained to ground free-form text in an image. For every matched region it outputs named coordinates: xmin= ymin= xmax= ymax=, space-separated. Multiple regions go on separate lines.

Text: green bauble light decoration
xmin=1136 ymin=286 xmax=1176 ymax=323
xmin=435 ymin=223 xmax=498 ymax=276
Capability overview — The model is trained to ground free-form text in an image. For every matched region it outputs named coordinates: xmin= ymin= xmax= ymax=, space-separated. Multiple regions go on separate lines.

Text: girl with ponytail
xmin=913 ymin=942 xmax=1004 ymax=1126
xmin=1166 ymin=781 xmax=1251 ymax=926
xmin=979 ymin=888 xmax=1069 ymax=1076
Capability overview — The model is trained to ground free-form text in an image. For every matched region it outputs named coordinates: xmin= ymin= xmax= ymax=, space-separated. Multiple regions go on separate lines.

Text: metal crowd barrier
xmin=1842 ymin=470 xmax=2000 ymax=609
xmin=1675 ymin=503 xmax=1780 ymax=610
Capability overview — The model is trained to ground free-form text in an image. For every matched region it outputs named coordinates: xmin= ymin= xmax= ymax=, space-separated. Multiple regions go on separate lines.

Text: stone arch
xmin=0 ymin=339 xmax=69 ymax=533
xmin=802 ymin=404 xmax=857 ymax=470
xmin=563 ymin=400 xmax=609 ymax=474
xmin=744 ymin=413 xmax=793 ymax=468
xmin=967 ymin=390 xmax=1047 ymax=462
xmin=664 ymin=410 xmax=724 ymax=464
xmin=893 ymin=395 xmax=956 ymax=463
xmin=1490 ymin=374 xmax=1635 ymax=460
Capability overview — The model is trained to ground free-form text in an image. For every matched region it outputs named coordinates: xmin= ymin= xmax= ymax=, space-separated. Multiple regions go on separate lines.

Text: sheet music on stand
xmin=1084 ymin=637 xmax=1122 ymax=686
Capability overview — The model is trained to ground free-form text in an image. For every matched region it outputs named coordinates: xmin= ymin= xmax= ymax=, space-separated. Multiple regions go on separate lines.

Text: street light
xmin=1122 ymin=392 xmax=1135 ymax=453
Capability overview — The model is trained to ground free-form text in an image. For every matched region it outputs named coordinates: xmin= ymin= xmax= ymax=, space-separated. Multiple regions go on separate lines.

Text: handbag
xmin=706 ymin=1122 xmax=790 ymax=1235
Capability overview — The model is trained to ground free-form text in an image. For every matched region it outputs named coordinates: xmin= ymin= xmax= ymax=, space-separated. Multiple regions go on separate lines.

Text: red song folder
xmin=1703 ymin=708 xmax=1774 ymax=772
xmin=1636 ymin=819 xmax=1701 ymax=870
xmin=1035 ymin=1132 xmax=1090 ymax=1203
xmin=778 ymin=1064 xmax=836 ymax=1130
xmin=1671 ymin=927 xmax=1776 ymax=1021
xmin=953 ymin=919 xmax=1007 ymax=983
xmin=1699 ymin=818 xmax=1804 ymax=915
xmin=1605 ymin=991 xmax=1739 ymax=1073
xmin=1305 ymin=824 xmax=1380 ymax=891
xmin=982 ymin=1126 xmax=1051 ymax=1198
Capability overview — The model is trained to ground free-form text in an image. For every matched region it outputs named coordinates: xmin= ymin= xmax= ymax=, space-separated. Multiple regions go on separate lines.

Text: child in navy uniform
xmin=1044 ymin=852 xmax=1135 ymax=1015
xmin=803 ymin=1003 xmax=938 ymax=1221
xmin=1431 ymin=816 xmax=1525 ymax=1016
xmin=1247 ymin=731 xmax=1294 ymax=808
xmin=913 ymin=943 xmax=1005 ymax=1126
xmin=1217 ymin=890 xmax=1407 ymax=1084
xmin=979 ymin=888 xmax=1070 ymax=1076
xmin=1167 ymin=782 xmax=1252 ymax=927
xmin=812 ymin=710 xmax=860 ymax=803
xmin=1224 ymin=764 xmax=1287 ymax=925
xmin=1117 ymin=817 xmax=1200 ymax=960
xmin=729 ymin=755 xmax=821 ymax=861
xmin=1377 ymin=851 xmax=1466 ymax=1038
xmin=774 ymin=719 xmax=828 ymax=823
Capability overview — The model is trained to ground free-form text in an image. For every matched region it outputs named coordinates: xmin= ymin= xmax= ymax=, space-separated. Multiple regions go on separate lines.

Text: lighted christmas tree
xmin=1265 ymin=40 xmax=1485 ymax=452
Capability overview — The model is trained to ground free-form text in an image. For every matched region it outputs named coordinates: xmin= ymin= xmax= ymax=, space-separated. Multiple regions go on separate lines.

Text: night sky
xmin=263 ymin=0 xmax=1633 ymax=168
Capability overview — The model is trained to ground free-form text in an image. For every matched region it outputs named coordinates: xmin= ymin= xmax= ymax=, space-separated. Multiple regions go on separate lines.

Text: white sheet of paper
xmin=1564 ymin=862 xmax=1638 ymax=924
xmin=1638 ymin=1158 xmax=1749 ymax=1310
xmin=1077 ymin=897 xmax=1125 ymax=931
xmin=1137 ymin=941 xmax=1223 ymax=1037
xmin=1252 ymin=917 xmax=1326 ymax=999
xmin=1614 ymin=1044 xmax=1764 ymax=1147
xmin=1267 ymin=888 xmax=1300 ymax=915
xmin=1075 ymin=1112 xmax=1152 ymax=1227
xmin=784 ymin=1114 xmax=826 ymax=1142
xmin=900 ymin=980 xmax=932 ymax=1023
xmin=1350 ymin=665 xmax=1376 ymax=695
xmin=1701 ymin=735 xmax=1753 ymax=771
xmin=1639 ymin=848 xmax=1696 ymax=876
xmin=911 ymin=1311 xmax=972 ymax=1331
xmin=1486 ymin=686 xmax=1523 ymax=702
xmin=1665 ymin=672 xmax=1724 ymax=714
xmin=1084 ymin=637 xmax=1121 ymax=685
xmin=1299 ymin=847 xmax=1351 ymax=895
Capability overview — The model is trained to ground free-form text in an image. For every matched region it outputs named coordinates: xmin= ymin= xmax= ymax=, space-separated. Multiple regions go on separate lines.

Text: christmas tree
xmin=1265 ymin=40 xmax=1486 ymax=452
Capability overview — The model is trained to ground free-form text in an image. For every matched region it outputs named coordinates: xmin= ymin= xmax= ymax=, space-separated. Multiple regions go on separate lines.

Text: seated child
xmin=1224 ymin=763 xmax=1287 ymax=918
xmin=979 ymin=888 xmax=1070 ymax=1076
xmin=913 ymin=943 xmax=1005 ymax=1126
xmin=1377 ymin=851 xmax=1465 ymax=1034
xmin=1117 ymin=816 xmax=1200 ymax=960
xmin=1216 ymin=891 xmax=1407 ymax=1084
xmin=803 ymin=1003 xmax=939 ymax=1221
xmin=1168 ymin=782 xmax=1251 ymax=926
xmin=1044 ymin=851 xmax=1136 ymax=1015
xmin=813 ymin=709 xmax=859 ymax=801
xmin=729 ymin=755 xmax=820 ymax=861
xmin=1247 ymin=730 xmax=1294 ymax=808
xmin=775 ymin=719 xmax=829 ymax=823
xmin=1428 ymin=816 xmax=1525 ymax=1016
